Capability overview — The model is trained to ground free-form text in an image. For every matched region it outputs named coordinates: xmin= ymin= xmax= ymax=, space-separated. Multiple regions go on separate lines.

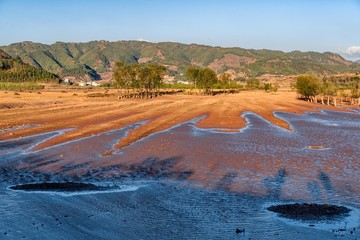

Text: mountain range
xmin=1 ymin=41 xmax=359 ymax=81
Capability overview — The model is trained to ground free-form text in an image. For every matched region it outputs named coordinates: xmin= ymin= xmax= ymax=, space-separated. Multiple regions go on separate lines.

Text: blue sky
xmin=0 ymin=0 xmax=359 ymax=60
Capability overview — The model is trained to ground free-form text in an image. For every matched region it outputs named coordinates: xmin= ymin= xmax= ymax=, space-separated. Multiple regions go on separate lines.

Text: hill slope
xmin=0 ymin=49 xmax=59 ymax=83
xmin=1 ymin=41 xmax=359 ymax=80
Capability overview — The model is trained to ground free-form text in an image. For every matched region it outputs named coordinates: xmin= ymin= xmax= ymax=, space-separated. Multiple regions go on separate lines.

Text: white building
xmin=78 ymin=81 xmax=100 ymax=87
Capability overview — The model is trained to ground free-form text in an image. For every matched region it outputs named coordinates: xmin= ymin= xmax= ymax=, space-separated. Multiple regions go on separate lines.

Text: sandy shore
xmin=0 ymin=89 xmax=346 ymax=150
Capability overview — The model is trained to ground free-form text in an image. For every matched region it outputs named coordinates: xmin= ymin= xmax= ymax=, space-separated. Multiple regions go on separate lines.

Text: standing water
xmin=0 ymin=110 xmax=359 ymax=239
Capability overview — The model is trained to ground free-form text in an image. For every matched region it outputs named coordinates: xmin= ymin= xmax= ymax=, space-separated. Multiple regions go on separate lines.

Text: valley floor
xmin=1 ymin=88 xmax=360 ymax=239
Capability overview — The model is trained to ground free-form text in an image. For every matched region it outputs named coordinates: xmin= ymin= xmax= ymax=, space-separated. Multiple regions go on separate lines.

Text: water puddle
xmin=8 ymin=182 xmax=143 ymax=196
xmin=10 ymin=182 xmax=101 ymax=192
xmin=265 ymin=202 xmax=360 ymax=232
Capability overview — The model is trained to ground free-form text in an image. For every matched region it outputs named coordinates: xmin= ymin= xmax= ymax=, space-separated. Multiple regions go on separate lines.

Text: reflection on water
xmin=0 ymin=110 xmax=360 ymax=239
xmin=119 ymin=110 xmax=360 ymax=205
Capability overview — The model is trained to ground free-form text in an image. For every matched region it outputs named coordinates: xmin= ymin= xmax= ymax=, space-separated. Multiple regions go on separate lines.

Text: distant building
xmin=91 ymin=81 xmax=100 ymax=87
xmin=60 ymin=78 xmax=73 ymax=85
xmin=177 ymin=80 xmax=189 ymax=85
xmin=78 ymin=81 xmax=100 ymax=87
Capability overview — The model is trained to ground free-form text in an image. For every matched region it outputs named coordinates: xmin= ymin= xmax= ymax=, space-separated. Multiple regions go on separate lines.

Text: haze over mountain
xmin=1 ymin=41 xmax=359 ymax=81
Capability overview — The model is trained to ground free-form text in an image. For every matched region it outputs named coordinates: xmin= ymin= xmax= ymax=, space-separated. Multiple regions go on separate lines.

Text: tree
xmin=246 ymin=78 xmax=260 ymax=89
xmin=321 ymin=80 xmax=337 ymax=105
xmin=295 ymin=75 xmax=322 ymax=102
xmin=219 ymin=72 xmax=231 ymax=84
xmin=114 ymin=61 xmax=166 ymax=99
xmin=197 ymin=68 xmax=218 ymax=95
xmin=139 ymin=63 xmax=166 ymax=98
xmin=264 ymin=83 xmax=272 ymax=92
xmin=185 ymin=66 xmax=218 ymax=95
xmin=185 ymin=66 xmax=200 ymax=91
xmin=219 ymin=72 xmax=232 ymax=92
xmin=113 ymin=61 xmax=128 ymax=91
xmin=350 ymin=78 xmax=360 ymax=105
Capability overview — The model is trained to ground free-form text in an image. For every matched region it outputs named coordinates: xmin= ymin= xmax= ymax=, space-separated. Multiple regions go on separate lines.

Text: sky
xmin=0 ymin=0 xmax=360 ymax=60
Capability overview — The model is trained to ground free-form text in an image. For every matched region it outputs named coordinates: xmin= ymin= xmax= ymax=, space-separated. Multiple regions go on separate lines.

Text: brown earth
xmin=208 ymin=53 xmax=256 ymax=72
xmin=0 ymin=89 xmax=347 ymax=151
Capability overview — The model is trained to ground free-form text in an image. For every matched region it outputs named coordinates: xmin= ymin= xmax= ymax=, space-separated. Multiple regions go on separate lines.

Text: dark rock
xmin=235 ymin=227 xmax=245 ymax=234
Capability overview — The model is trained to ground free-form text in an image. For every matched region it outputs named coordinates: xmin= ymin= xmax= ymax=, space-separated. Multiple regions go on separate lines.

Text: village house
xmin=78 ymin=81 xmax=100 ymax=87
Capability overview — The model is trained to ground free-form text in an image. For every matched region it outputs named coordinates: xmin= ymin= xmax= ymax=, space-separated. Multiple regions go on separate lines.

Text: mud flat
xmin=0 ymin=90 xmax=360 ymax=239
xmin=0 ymin=90 xmax=348 ymax=150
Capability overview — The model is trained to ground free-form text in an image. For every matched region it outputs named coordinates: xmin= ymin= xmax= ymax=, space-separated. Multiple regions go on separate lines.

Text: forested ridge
xmin=0 ymin=49 xmax=59 ymax=83
xmin=2 ymin=41 xmax=359 ymax=80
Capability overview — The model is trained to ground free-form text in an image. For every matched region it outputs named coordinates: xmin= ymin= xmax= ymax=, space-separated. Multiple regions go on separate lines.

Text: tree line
xmin=295 ymin=75 xmax=360 ymax=106
xmin=185 ymin=66 xmax=218 ymax=95
xmin=185 ymin=66 xmax=241 ymax=94
xmin=113 ymin=62 xmax=280 ymax=98
xmin=113 ymin=61 xmax=166 ymax=99
xmin=113 ymin=62 xmax=241 ymax=98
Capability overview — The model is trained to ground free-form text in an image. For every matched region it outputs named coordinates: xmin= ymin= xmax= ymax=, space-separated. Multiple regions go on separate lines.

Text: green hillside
xmin=1 ymin=41 xmax=359 ymax=80
xmin=0 ymin=49 xmax=59 ymax=83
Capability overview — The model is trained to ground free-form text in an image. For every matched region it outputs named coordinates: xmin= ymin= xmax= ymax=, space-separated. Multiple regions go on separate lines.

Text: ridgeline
xmin=1 ymin=41 xmax=359 ymax=80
